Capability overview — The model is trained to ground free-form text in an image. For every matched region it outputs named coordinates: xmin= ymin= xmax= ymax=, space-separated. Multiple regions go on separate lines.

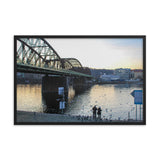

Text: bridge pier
xmin=42 ymin=75 xmax=68 ymax=113
xmin=73 ymin=77 xmax=92 ymax=94
xmin=42 ymin=75 xmax=92 ymax=113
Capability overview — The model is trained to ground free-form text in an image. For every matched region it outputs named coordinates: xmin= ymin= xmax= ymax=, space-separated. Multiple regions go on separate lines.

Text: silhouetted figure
xmin=97 ymin=107 xmax=102 ymax=120
xmin=92 ymin=105 xmax=97 ymax=120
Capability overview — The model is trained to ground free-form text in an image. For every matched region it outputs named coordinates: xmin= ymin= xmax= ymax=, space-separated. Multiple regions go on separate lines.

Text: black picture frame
xmin=14 ymin=35 xmax=146 ymax=125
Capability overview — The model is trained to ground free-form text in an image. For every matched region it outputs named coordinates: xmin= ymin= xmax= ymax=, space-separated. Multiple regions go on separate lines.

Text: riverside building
xmin=114 ymin=68 xmax=131 ymax=80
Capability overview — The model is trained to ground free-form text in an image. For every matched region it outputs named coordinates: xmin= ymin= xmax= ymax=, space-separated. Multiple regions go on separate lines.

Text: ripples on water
xmin=17 ymin=84 xmax=143 ymax=120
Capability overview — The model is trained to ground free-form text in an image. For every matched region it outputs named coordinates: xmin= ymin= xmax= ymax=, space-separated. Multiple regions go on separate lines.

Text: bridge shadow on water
xmin=42 ymin=85 xmax=92 ymax=114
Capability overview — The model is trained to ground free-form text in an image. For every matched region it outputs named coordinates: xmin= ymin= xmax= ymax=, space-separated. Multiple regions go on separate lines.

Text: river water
xmin=17 ymin=84 xmax=143 ymax=121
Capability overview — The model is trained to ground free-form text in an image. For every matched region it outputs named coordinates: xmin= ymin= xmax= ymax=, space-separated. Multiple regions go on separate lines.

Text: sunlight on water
xmin=17 ymin=84 xmax=143 ymax=120
xmin=17 ymin=84 xmax=44 ymax=112
xmin=65 ymin=84 xmax=143 ymax=120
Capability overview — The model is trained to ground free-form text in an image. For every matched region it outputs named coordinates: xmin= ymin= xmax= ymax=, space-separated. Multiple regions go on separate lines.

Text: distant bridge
xmin=16 ymin=37 xmax=92 ymax=78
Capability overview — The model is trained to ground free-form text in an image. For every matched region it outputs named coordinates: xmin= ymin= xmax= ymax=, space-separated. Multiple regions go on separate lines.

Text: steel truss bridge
xmin=16 ymin=37 xmax=92 ymax=78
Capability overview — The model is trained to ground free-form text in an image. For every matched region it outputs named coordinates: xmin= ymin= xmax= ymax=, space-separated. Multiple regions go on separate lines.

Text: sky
xmin=46 ymin=38 xmax=143 ymax=69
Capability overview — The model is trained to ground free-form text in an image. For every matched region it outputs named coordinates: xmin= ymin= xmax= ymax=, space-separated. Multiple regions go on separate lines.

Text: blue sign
xmin=59 ymin=101 xmax=65 ymax=109
xmin=131 ymin=90 xmax=143 ymax=104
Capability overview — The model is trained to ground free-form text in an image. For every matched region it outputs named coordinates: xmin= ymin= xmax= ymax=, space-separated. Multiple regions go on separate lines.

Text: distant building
xmin=100 ymin=74 xmax=120 ymax=82
xmin=90 ymin=69 xmax=114 ymax=78
xmin=114 ymin=68 xmax=131 ymax=80
xmin=17 ymin=72 xmax=44 ymax=83
xmin=130 ymin=69 xmax=143 ymax=80
xmin=17 ymin=72 xmax=24 ymax=78
xmin=17 ymin=72 xmax=43 ymax=79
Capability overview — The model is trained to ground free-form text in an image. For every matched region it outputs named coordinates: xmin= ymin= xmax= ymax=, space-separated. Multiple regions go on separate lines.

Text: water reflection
xmin=65 ymin=84 xmax=143 ymax=120
xmin=17 ymin=84 xmax=143 ymax=120
xmin=42 ymin=85 xmax=75 ymax=113
xmin=17 ymin=84 xmax=43 ymax=112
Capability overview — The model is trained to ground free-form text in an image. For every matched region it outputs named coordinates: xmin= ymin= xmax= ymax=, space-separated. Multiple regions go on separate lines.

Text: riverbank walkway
xmin=16 ymin=111 xmax=141 ymax=124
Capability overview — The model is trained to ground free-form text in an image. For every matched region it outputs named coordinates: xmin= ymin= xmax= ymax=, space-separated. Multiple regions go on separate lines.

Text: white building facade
xmin=114 ymin=68 xmax=131 ymax=80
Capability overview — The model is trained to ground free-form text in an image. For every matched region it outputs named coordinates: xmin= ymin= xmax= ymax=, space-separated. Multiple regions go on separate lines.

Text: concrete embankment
xmin=16 ymin=111 xmax=140 ymax=124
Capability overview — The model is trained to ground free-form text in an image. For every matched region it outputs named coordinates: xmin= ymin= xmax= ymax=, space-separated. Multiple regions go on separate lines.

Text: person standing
xmin=92 ymin=105 xmax=97 ymax=120
xmin=97 ymin=107 xmax=102 ymax=120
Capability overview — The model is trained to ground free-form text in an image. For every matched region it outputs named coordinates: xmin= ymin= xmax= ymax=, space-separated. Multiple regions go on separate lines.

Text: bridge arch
xmin=61 ymin=58 xmax=83 ymax=68
xmin=16 ymin=38 xmax=63 ymax=69
xmin=16 ymin=37 xmax=91 ymax=76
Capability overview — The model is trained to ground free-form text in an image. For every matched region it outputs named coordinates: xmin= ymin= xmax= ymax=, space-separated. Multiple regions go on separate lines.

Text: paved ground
xmin=16 ymin=111 xmax=140 ymax=124
xmin=16 ymin=111 xmax=94 ymax=123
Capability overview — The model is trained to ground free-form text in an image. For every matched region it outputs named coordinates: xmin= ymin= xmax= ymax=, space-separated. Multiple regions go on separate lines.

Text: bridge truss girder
xmin=16 ymin=37 xmax=90 ymax=75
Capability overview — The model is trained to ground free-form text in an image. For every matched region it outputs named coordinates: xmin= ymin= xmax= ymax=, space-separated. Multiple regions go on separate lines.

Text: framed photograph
xmin=14 ymin=35 xmax=146 ymax=125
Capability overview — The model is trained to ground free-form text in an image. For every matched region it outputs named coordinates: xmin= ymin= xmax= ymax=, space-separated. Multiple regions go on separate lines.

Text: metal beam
xmin=17 ymin=64 xmax=93 ymax=78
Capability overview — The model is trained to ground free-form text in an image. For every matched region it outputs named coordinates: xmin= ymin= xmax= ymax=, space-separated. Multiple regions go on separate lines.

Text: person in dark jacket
xmin=97 ymin=107 xmax=102 ymax=120
xmin=92 ymin=105 xmax=97 ymax=120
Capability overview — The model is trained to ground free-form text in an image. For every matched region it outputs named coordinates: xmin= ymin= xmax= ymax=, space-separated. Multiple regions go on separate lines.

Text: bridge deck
xmin=17 ymin=63 xmax=92 ymax=78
